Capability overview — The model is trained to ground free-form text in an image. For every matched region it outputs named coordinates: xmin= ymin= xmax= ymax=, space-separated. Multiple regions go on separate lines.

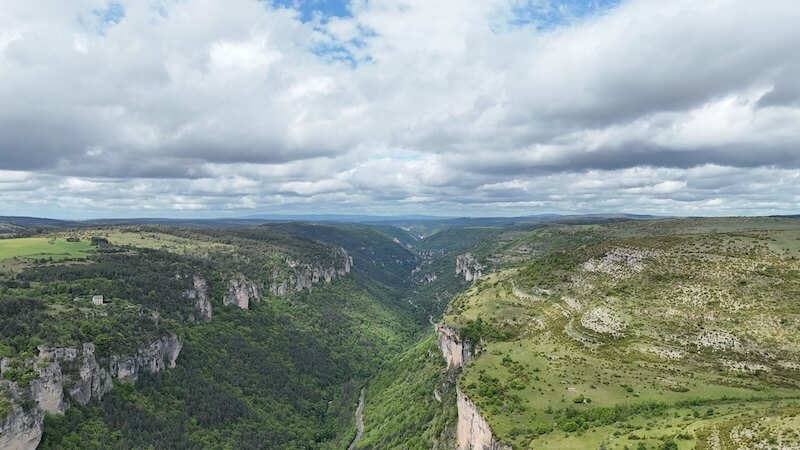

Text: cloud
xmin=0 ymin=0 xmax=799 ymax=218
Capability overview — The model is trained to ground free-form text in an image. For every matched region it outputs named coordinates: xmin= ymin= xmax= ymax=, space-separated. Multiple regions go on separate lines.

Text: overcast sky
xmin=1 ymin=0 xmax=799 ymax=219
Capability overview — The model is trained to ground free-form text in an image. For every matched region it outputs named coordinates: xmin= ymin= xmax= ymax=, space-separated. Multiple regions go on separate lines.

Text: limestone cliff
xmin=223 ymin=275 xmax=261 ymax=310
xmin=436 ymin=325 xmax=508 ymax=450
xmin=0 ymin=334 xmax=182 ymax=449
xmin=64 ymin=343 xmax=113 ymax=406
xmin=436 ymin=325 xmax=472 ymax=371
xmin=0 ymin=384 xmax=42 ymax=450
xmin=0 ymin=411 xmax=41 ymax=450
xmin=270 ymin=248 xmax=353 ymax=296
xmin=456 ymin=388 xmax=511 ymax=450
xmin=108 ymin=335 xmax=183 ymax=382
xmin=184 ymin=276 xmax=212 ymax=321
xmin=456 ymin=254 xmax=484 ymax=282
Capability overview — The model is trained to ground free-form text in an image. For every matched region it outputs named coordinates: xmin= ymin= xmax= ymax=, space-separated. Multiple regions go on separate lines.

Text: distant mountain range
xmin=1 ymin=213 xmax=657 ymax=228
xmin=1 ymin=213 xmax=796 ymax=233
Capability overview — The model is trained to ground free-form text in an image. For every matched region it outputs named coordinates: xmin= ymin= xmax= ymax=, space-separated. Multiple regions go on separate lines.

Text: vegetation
xmin=0 ymin=237 xmax=92 ymax=268
xmin=354 ymin=333 xmax=457 ymax=450
xmin=4 ymin=217 xmax=800 ymax=449
xmin=0 ymin=224 xmax=424 ymax=449
xmin=443 ymin=218 xmax=800 ymax=449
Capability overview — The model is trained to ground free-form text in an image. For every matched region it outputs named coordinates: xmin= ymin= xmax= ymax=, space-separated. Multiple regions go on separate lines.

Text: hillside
xmin=438 ymin=218 xmax=800 ymax=449
xmin=2 ymin=217 xmax=799 ymax=449
xmin=0 ymin=224 xmax=422 ymax=449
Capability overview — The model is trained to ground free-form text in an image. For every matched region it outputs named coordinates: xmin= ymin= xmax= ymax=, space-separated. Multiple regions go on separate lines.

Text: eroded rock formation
xmin=0 ymin=389 xmax=42 ymax=450
xmin=436 ymin=324 xmax=472 ymax=371
xmin=436 ymin=325 xmax=508 ymax=450
xmin=0 ymin=335 xmax=182 ymax=449
xmin=456 ymin=388 xmax=511 ymax=450
xmin=224 ymin=275 xmax=261 ymax=310
xmin=270 ymin=248 xmax=353 ymax=296
xmin=456 ymin=254 xmax=484 ymax=282
xmin=184 ymin=276 xmax=212 ymax=321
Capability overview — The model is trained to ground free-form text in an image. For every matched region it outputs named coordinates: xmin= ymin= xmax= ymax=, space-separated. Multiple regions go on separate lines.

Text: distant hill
xmin=240 ymin=213 xmax=454 ymax=223
xmin=0 ymin=216 xmax=78 ymax=228
xmin=0 ymin=213 xmax=663 ymax=236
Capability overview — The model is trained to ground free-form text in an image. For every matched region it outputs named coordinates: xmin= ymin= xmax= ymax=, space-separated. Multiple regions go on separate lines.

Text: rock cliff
xmin=0 ymin=386 xmax=42 ymax=450
xmin=64 ymin=343 xmax=113 ymax=406
xmin=436 ymin=325 xmax=472 ymax=371
xmin=270 ymin=248 xmax=353 ymax=296
xmin=436 ymin=325 xmax=508 ymax=450
xmin=108 ymin=335 xmax=183 ymax=382
xmin=456 ymin=254 xmax=484 ymax=282
xmin=0 ymin=334 xmax=182 ymax=449
xmin=223 ymin=275 xmax=261 ymax=310
xmin=184 ymin=276 xmax=212 ymax=321
xmin=456 ymin=388 xmax=511 ymax=450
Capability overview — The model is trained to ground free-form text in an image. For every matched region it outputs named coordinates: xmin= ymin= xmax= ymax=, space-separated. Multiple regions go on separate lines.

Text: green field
xmin=98 ymin=229 xmax=235 ymax=257
xmin=0 ymin=237 xmax=92 ymax=262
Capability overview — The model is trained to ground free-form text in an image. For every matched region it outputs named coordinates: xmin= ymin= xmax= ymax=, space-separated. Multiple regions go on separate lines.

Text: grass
xmin=459 ymin=335 xmax=800 ymax=448
xmin=95 ymin=230 xmax=233 ymax=256
xmin=442 ymin=219 xmax=800 ymax=449
xmin=0 ymin=237 xmax=92 ymax=262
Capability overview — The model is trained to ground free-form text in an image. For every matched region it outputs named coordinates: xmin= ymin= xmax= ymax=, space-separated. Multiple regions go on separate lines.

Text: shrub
xmin=659 ymin=441 xmax=678 ymax=450
xmin=90 ymin=237 xmax=109 ymax=246
xmin=561 ymin=420 xmax=580 ymax=432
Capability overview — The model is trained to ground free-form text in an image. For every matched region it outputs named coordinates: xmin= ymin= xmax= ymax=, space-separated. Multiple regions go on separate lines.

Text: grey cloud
xmin=1 ymin=0 xmax=800 ymax=218
xmin=446 ymin=144 xmax=800 ymax=178
xmin=757 ymin=66 xmax=800 ymax=108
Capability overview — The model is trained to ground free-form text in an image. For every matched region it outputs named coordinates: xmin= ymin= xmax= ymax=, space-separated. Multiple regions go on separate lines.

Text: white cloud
xmin=0 ymin=0 xmax=799 ymax=218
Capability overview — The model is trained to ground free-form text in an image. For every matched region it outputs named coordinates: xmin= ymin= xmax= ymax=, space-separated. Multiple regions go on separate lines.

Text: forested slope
xmin=0 ymin=224 xmax=423 ymax=449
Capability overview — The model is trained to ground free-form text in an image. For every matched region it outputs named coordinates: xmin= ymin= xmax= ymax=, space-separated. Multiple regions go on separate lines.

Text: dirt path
xmin=347 ymin=387 xmax=366 ymax=450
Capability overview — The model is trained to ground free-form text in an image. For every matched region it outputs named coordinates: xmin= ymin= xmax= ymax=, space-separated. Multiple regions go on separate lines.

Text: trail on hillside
xmin=347 ymin=387 xmax=366 ymax=450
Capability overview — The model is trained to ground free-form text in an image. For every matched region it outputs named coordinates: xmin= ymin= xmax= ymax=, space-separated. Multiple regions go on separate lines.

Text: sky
xmin=0 ymin=0 xmax=799 ymax=219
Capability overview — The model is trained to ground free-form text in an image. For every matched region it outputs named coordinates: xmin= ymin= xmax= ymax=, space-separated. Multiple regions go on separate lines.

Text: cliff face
xmin=270 ymin=248 xmax=353 ymax=296
xmin=30 ymin=357 xmax=68 ymax=414
xmin=108 ymin=335 xmax=183 ymax=382
xmin=223 ymin=275 xmax=261 ymax=310
xmin=0 ymin=386 xmax=43 ymax=450
xmin=436 ymin=325 xmax=472 ymax=371
xmin=436 ymin=325 xmax=508 ymax=450
xmin=456 ymin=254 xmax=484 ymax=282
xmin=221 ymin=249 xmax=354 ymax=306
xmin=0 ymin=334 xmax=182 ymax=449
xmin=184 ymin=276 xmax=212 ymax=321
xmin=456 ymin=388 xmax=511 ymax=450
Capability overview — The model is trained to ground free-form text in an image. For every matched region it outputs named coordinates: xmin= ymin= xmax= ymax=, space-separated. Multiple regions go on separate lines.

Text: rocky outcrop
xmin=421 ymin=272 xmax=438 ymax=284
xmin=0 ymin=335 xmax=182 ymax=449
xmin=224 ymin=275 xmax=261 ymax=310
xmin=456 ymin=254 xmax=484 ymax=282
xmin=184 ymin=276 xmax=212 ymax=321
xmin=108 ymin=335 xmax=183 ymax=383
xmin=270 ymin=248 xmax=354 ymax=296
xmin=436 ymin=325 xmax=472 ymax=371
xmin=436 ymin=325 xmax=508 ymax=450
xmin=0 ymin=401 xmax=42 ymax=450
xmin=456 ymin=388 xmax=511 ymax=450
xmin=64 ymin=344 xmax=112 ymax=406
xmin=30 ymin=358 xmax=68 ymax=414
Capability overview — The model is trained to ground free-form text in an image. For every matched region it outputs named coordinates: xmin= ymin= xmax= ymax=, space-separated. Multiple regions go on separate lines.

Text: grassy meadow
xmin=0 ymin=237 xmax=92 ymax=263
xmin=444 ymin=218 xmax=800 ymax=449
